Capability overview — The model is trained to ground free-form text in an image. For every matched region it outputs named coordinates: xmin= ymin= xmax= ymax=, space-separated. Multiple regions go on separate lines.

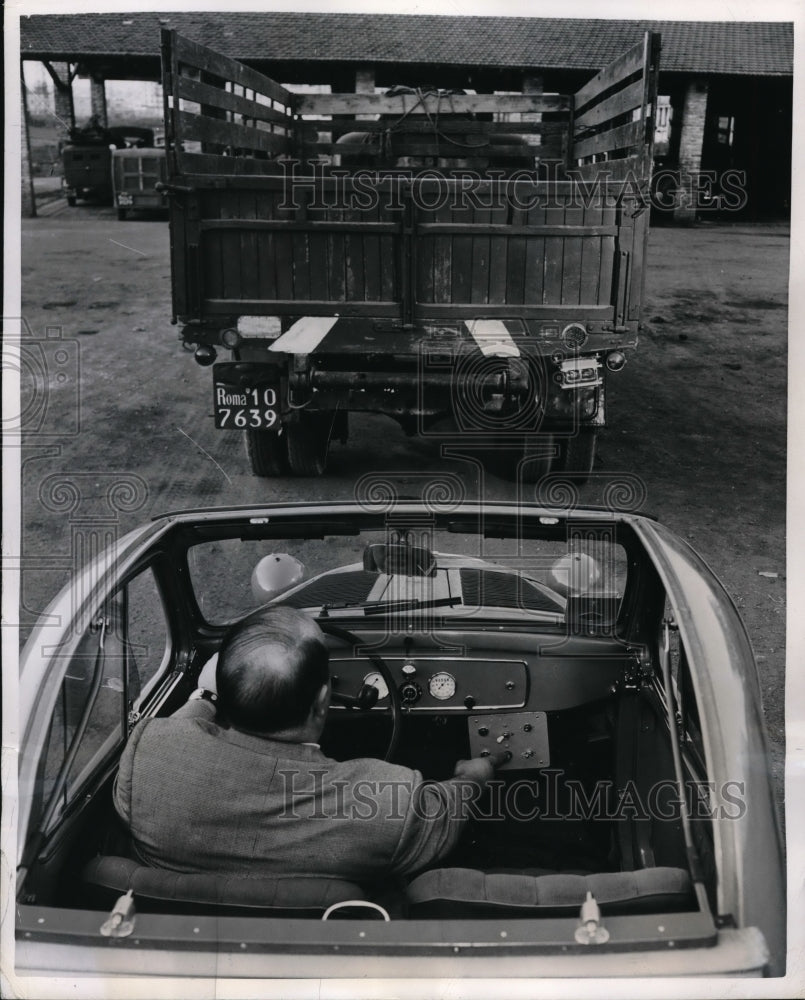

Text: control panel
xmin=468 ymin=712 xmax=550 ymax=770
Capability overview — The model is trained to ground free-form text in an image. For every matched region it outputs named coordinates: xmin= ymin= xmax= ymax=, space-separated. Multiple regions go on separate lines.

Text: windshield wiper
xmin=319 ymin=596 xmax=462 ymax=617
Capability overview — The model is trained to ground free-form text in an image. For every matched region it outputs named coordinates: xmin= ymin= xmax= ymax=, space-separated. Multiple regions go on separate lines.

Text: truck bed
xmin=162 ymin=30 xmax=660 ymax=345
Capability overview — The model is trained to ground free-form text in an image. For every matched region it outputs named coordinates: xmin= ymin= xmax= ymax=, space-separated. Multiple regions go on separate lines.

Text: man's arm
xmin=389 ymin=754 xmax=505 ymax=877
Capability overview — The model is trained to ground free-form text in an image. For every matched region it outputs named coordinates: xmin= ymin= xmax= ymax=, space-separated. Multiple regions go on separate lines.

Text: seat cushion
xmin=406 ymin=866 xmax=694 ymax=918
xmin=82 ymin=855 xmax=367 ymax=916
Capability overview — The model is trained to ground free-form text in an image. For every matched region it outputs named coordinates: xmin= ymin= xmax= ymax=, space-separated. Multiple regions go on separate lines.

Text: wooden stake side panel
xmin=571 ymin=32 xmax=661 ymax=168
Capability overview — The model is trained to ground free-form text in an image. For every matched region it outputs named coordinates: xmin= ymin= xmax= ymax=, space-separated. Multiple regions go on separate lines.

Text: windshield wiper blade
xmin=319 ymin=596 xmax=462 ymax=617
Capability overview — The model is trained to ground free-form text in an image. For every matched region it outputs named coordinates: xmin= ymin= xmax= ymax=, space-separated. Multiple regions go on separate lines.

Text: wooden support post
xmin=522 ymin=72 xmax=543 ymax=155
xmin=46 ymin=61 xmax=75 ymax=144
xmin=355 ymin=66 xmax=375 ymax=121
xmin=90 ymin=77 xmax=108 ymax=127
xmin=674 ymin=78 xmax=708 ymax=225
xmin=21 ymin=73 xmax=37 ymax=218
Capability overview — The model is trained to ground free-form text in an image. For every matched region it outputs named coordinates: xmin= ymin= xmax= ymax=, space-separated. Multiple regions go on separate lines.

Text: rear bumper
xmin=217 ymin=354 xmax=603 ymax=427
xmin=14 ymin=922 xmax=772 ymax=980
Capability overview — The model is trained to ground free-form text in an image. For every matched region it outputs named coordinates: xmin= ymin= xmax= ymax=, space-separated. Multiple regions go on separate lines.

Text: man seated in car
xmin=114 ymin=606 xmax=498 ymax=882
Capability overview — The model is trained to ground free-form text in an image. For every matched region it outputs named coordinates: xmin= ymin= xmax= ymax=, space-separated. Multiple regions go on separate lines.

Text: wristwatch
xmin=189 ymin=688 xmax=218 ymax=704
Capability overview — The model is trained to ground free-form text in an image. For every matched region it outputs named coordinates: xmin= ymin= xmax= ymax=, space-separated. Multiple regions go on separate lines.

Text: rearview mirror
xmin=363 ymin=543 xmax=436 ymax=578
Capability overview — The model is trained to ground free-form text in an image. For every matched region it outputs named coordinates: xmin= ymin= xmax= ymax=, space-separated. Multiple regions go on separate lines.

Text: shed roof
xmin=19 ymin=12 xmax=793 ymax=77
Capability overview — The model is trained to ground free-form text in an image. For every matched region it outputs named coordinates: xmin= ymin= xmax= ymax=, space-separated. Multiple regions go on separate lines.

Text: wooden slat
xmin=568 ymin=155 xmax=646 ymax=183
xmin=598 ymin=200 xmax=617 ymax=306
xmin=327 ymin=141 xmax=539 ymax=159
xmin=220 ymin=188 xmax=242 ymax=302
xmin=362 ymin=197 xmax=382 ymax=302
xmin=573 ymin=79 xmax=646 ymax=133
xmin=293 ymin=93 xmax=572 ymax=116
xmin=236 ymin=190 xmax=259 ymax=300
xmin=542 ymin=201 xmax=566 ymax=305
xmin=578 ymin=197 xmax=603 ymax=306
xmin=505 ymin=192 xmax=529 ymax=305
xmin=416 ymin=216 xmax=434 ymax=304
xmin=574 ymin=36 xmax=647 ymax=111
xmin=343 ymin=198 xmax=366 ymax=303
xmin=305 ymin=140 xmax=564 ymax=163
xmin=627 ymin=200 xmax=649 ymax=321
xmin=199 ymin=219 xmax=400 ymax=234
xmin=430 ymin=194 xmax=453 ymax=304
xmin=326 ymin=119 xmax=568 ymax=137
xmin=418 ymin=224 xmax=618 ymax=237
xmin=450 ymin=226 xmax=473 ymax=306
xmin=180 ymin=172 xmax=640 ymax=196
xmin=200 ymin=200 xmax=222 ymax=307
xmin=560 ymin=204 xmax=585 ymax=305
xmin=255 ymin=190 xmax=277 ymax=301
xmin=203 ymin=299 xmax=401 ymax=317
xmin=174 ymin=151 xmax=280 ymax=175
xmin=418 ymin=303 xmax=613 ymax=320
xmin=487 ymin=193 xmax=510 ymax=305
xmin=269 ymin=188 xmax=294 ymax=304
xmin=177 ymin=111 xmax=291 ymax=156
xmin=572 ymin=120 xmax=644 ymax=161
xmin=172 ymin=31 xmax=292 ymax=107
xmin=175 ymin=75 xmax=293 ymax=129
xmin=524 ymin=201 xmax=547 ymax=306
xmin=470 ymin=204 xmax=493 ymax=304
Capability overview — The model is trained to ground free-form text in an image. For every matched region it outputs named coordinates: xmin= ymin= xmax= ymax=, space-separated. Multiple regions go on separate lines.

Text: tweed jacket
xmin=114 ymin=700 xmax=471 ymax=881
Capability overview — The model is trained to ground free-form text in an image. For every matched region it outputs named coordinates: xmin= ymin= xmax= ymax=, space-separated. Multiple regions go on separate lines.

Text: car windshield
xmin=186 ymin=527 xmax=628 ymax=627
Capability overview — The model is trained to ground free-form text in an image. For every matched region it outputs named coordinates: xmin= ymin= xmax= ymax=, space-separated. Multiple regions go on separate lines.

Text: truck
xmin=61 ymin=122 xmax=157 ymax=207
xmin=160 ymin=29 xmax=660 ymax=479
xmin=112 ymin=144 xmax=169 ymax=220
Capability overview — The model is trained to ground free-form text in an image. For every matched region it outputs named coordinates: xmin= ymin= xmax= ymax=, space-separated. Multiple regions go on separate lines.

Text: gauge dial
xmin=428 ymin=671 xmax=457 ymax=701
xmin=362 ymin=671 xmax=389 ymax=700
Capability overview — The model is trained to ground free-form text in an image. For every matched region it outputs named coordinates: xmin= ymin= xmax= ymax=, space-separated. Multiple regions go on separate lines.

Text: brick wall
xmin=677 ymin=79 xmax=708 ymax=175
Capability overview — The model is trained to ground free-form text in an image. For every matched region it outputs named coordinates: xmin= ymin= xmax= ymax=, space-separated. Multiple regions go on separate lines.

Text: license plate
xmin=117 ymin=193 xmax=133 ymax=205
xmin=213 ymin=375 xmax=281 ymax=431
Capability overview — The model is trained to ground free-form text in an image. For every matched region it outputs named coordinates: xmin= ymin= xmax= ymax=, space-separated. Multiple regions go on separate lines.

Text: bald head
xmin=216 ymin=607 xmax=329 ymax=735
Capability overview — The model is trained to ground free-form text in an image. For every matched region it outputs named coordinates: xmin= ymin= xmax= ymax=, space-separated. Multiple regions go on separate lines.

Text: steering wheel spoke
xmin=318 ymin=622 xmax=401 ymax=762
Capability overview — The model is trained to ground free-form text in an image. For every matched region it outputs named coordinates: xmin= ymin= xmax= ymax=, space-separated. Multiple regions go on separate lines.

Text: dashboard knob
xmin=400 ymin=681 xmax=422 ymax=705
xmin=464 ymin=695 xmax=476 ymax=709
xmin=402 ymin=663 xmax=417 ymax=677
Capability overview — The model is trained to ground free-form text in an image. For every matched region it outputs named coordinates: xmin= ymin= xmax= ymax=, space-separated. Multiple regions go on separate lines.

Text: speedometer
xmin=428 ymin=671 xmax=457 ymax=701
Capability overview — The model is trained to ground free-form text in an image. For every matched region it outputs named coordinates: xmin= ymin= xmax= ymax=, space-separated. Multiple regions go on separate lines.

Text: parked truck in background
xmin=61 ymin=121 xmax=156 ymax=206
xmin=160 ymin=30 xmax=660 ymax=479
xmin=112 ymin=144 xmax=168 ymax=220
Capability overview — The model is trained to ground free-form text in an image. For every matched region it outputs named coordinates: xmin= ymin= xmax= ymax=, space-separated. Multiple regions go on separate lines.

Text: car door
xmin=18 ymin=560 xmax=173 ymax=872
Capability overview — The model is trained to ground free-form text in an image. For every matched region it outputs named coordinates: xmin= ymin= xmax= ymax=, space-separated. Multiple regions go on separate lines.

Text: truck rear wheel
xmin=117 ymin=207 xmax=127 ymax=221
xmin=485 ymin=432 xmax=556 ymax=483
xmin=245 ymin=427 xmax=289 ymax=477
xmin=66 ymin=195 xmax=77 ymax=207
xmin=557 ymin=428 xmax=597 ymax=481
xmin=286 ymin=412 xmax=332 ymax=476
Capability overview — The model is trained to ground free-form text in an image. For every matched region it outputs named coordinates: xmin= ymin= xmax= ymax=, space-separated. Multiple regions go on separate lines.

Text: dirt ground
xmin=15 ymin=203 xmax=788 ymax=806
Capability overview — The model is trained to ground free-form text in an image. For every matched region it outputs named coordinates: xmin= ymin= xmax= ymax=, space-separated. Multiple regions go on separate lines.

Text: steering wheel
xmin=317 ymin=621 xmax=402 ymax=762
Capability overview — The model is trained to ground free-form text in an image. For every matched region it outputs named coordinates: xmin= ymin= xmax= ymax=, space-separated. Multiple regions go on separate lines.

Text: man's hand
xmin=451 ymin=752 xmax=509 ymax=789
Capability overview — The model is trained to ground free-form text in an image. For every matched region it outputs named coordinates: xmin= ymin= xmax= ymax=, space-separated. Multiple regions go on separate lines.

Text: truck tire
xmin=245 ymin=427 xmax=289 ymax=477
xmin=557 ymin=428 xmax=597 ymax=482
xmin=485 ymin=433 xmax=556 ymax=484
xmin=286 ymin=412 xmax=332 ymax=476
xmin=66 ymin=195 xmax=77 ymax=207
xmin=117 ymin=207 xmax=127 ymax=221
